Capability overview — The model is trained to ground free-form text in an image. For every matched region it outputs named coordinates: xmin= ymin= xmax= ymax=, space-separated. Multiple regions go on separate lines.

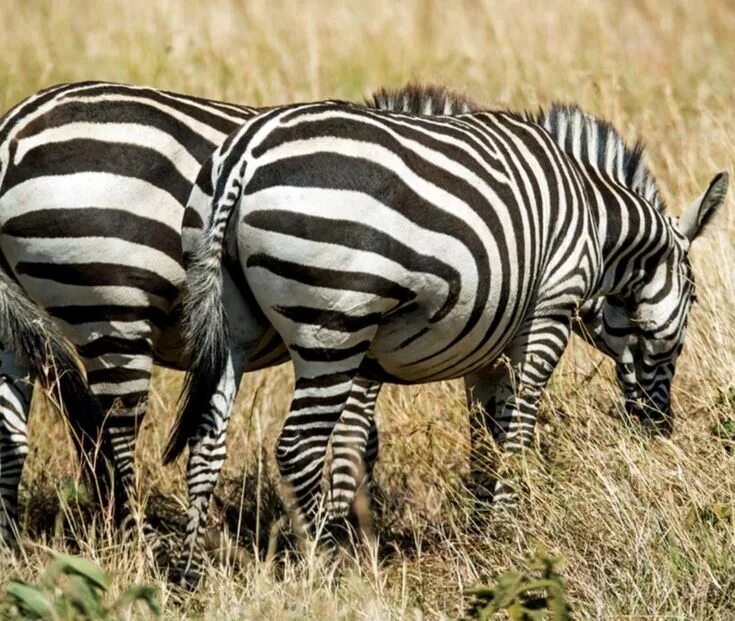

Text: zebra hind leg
xmin=0 ymin=350 xmax=33 ymax=548
xmin=278 ymin=369 xmax=371 ymax=546
xmin=327 ymin=377 xmax=381 ymax=527
xmin=174 ymin=350 xmax=246 ymax=587
xmin=84 ymin=351 xmax=156 ymax=546
xmin=171 ymin=265 xmax=269 ymax=587
xmin=271 ymin=321 xmax=376 ymax=550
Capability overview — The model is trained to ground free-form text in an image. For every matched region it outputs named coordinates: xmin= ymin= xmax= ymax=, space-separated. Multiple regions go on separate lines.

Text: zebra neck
xmin=587 ymin=177 xmax=672 ymax=297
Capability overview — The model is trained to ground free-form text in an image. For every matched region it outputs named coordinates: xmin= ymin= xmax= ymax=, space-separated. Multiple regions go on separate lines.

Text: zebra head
xmin=582 ymin=172 xmax=729 ymax=434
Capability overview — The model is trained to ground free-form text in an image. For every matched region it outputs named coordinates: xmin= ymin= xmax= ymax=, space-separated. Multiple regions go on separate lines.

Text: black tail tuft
xmin=0 ymin=265 xmax=115 ymax=500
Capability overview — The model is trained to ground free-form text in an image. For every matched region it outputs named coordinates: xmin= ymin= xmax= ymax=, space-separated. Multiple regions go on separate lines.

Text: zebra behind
xmin=0 ymin=81 xmax=386 ymax=568
xmin=0 ymin=82 xmax=480 ymax=573
xmin=173 ymin=93 xmax=727 ymax=547
xmin=0 ymin=82 xmax=257 ymax=547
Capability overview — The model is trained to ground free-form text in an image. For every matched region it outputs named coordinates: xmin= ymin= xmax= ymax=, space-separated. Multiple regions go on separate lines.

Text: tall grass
xmin=0 ymin=0 xmax=733 ymax=618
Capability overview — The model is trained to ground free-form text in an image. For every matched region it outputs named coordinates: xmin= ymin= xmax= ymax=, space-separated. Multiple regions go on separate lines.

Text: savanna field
xmin=0 ymin=0 xmax=734 ymax=618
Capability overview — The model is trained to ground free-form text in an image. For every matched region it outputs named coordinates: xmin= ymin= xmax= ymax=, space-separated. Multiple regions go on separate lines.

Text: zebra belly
xmin=364 ymin=297 xmax=523 ymax=383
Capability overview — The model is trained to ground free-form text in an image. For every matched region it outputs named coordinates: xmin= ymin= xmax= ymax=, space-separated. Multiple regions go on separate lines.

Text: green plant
xmin=0 ymin=553 xmax=160 ymax=620
xmin=464 ymin=555 xmax=570 ymax=620
xmin=711 ymin=413 xmax=735 ymax=454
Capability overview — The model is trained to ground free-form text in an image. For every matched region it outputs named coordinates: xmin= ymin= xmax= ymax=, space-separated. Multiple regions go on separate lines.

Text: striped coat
xmin=0 ymin=80 xmax=401 ymax=565
xmin=0 ymin=82 xmax=277 ymax=546
xmin=173 ymin=90 xmax=727 ymax=580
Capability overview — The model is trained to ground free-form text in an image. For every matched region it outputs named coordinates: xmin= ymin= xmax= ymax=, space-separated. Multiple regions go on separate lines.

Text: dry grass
xmin=1 ymin=0 xmax=734 ymax=618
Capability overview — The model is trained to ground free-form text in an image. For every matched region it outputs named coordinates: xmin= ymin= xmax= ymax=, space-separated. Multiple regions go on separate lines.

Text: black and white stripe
xmin=0 ymin=81 xmax=391 ymax=560
xmin=0 ymin=82 xmax=259 ymax=539
xmin=0 ymin=82 xmax=246 ymax=542
xmin=173 ymin=87 xmax=727 ymax=573
xmin=0 ymin=260 xmax=101 ymax=547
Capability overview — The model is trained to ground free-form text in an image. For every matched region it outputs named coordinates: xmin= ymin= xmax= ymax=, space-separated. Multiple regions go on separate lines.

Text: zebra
xmin=169 ymin=88 xmax=728 ymax=579
xmin=0 ymin=81 xmax=262 ymax=548
xmin=0 ymin=81 xmax=406 ymax=560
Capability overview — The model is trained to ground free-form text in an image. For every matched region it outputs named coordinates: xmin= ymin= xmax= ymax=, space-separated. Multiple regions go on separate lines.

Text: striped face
xmin=581 ymin=247 xmax=691 ymax=433
xmin=618 ymin=238 xmax=694 ymax=433
xmin=587 ymin=172 xmax=728 ymax=433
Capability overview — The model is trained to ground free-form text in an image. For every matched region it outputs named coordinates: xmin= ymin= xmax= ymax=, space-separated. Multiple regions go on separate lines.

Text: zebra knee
xmin=274 ymin=431 xmax=299 ymax=474
xmin=275 ymin=428 xmax=322 ymax=476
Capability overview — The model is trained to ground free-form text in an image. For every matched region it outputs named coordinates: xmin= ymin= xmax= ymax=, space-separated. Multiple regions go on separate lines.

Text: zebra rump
xmin=162 ymin=91 xmax=473 ymax=464
xmin=171 ymin=88 xmax=729 ymax=532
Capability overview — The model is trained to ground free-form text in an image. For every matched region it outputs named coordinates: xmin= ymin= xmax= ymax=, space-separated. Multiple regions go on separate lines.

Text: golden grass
xmin=1 ymin=0 xmax=734 ymax=618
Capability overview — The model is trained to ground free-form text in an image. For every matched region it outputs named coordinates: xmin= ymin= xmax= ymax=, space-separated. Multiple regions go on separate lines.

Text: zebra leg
xmin=465 ymin=314 xmax=572 ymax=507
xmin=363 ymin=382 xmax=381 ymax=486
xmin=84 ymin=350 xmax=155 ymax=529
xmin=278 ymin=372 xmax=366 ymax=540
xmin=0 ymin=350 xmax=32 ymax=548
xmin=327 ymin=377 xmax=382 ymax=521
xmin=265 ymin=310 xmax=375 ymax=539
xmin=465 ymin=362 xmax=509 ymax=504
xmin=174 ymin=266 xmax=266 ymax=586
xmin=175 ymin=349 xmax=247 ymax=585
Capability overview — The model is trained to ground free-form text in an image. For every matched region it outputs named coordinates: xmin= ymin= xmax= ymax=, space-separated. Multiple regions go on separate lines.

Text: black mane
xmin=533 ymin=103 xmax=665 ymax=212
xmin=365 ymin=85 xmax=664 ymax=212
xmin=367 ymin=83 xmax=482 ymax=116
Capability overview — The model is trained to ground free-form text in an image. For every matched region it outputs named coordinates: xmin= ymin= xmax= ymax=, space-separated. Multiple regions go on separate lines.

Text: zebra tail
xmin=0 ymin=261 xmax=112 ymax=484
xmin=163 ymin=171 xmax=241 ymax=464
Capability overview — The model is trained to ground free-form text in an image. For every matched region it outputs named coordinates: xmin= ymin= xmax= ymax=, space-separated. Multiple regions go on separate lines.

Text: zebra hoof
xmin=625 ymin=401 xmax=673 ymax=437
xmin=170 ymin=558 xmax=204 ymax=591
xmin=325 ymin=495 xmax=352 ymax=523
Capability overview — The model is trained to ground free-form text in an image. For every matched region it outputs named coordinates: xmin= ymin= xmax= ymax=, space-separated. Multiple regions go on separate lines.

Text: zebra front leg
xmin=175 ymin=350 xmax=245 ymax=586
xmin=465 ymin=362 xmax=508 ymax=505
xmin=327 ymin=377 xmax=382 ymax=521
xmin=0 ymin=351 xmax=33 ymax=548
xmin=465 ymin=314 xmax=572 ymax=508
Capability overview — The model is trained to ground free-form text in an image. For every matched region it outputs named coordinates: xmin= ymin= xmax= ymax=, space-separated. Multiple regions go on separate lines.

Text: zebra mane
xmin=534 ymin=103 xmax=665 ymax=212
xmin=367 ymin=84 xmax=481 ymax=116
xmin=365 ymin=90 xmax=664 ymax=211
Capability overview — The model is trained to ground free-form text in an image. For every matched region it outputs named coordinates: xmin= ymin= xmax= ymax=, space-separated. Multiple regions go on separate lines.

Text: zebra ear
xmin=678 ymin=172 xmax=729 ymax=241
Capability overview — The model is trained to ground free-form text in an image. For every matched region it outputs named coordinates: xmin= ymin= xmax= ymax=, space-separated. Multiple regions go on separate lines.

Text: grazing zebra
xmin=171 ymin=88 xmax=727 ymax=578
xmin=0 ymin=81 xmax=400 ymax=555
